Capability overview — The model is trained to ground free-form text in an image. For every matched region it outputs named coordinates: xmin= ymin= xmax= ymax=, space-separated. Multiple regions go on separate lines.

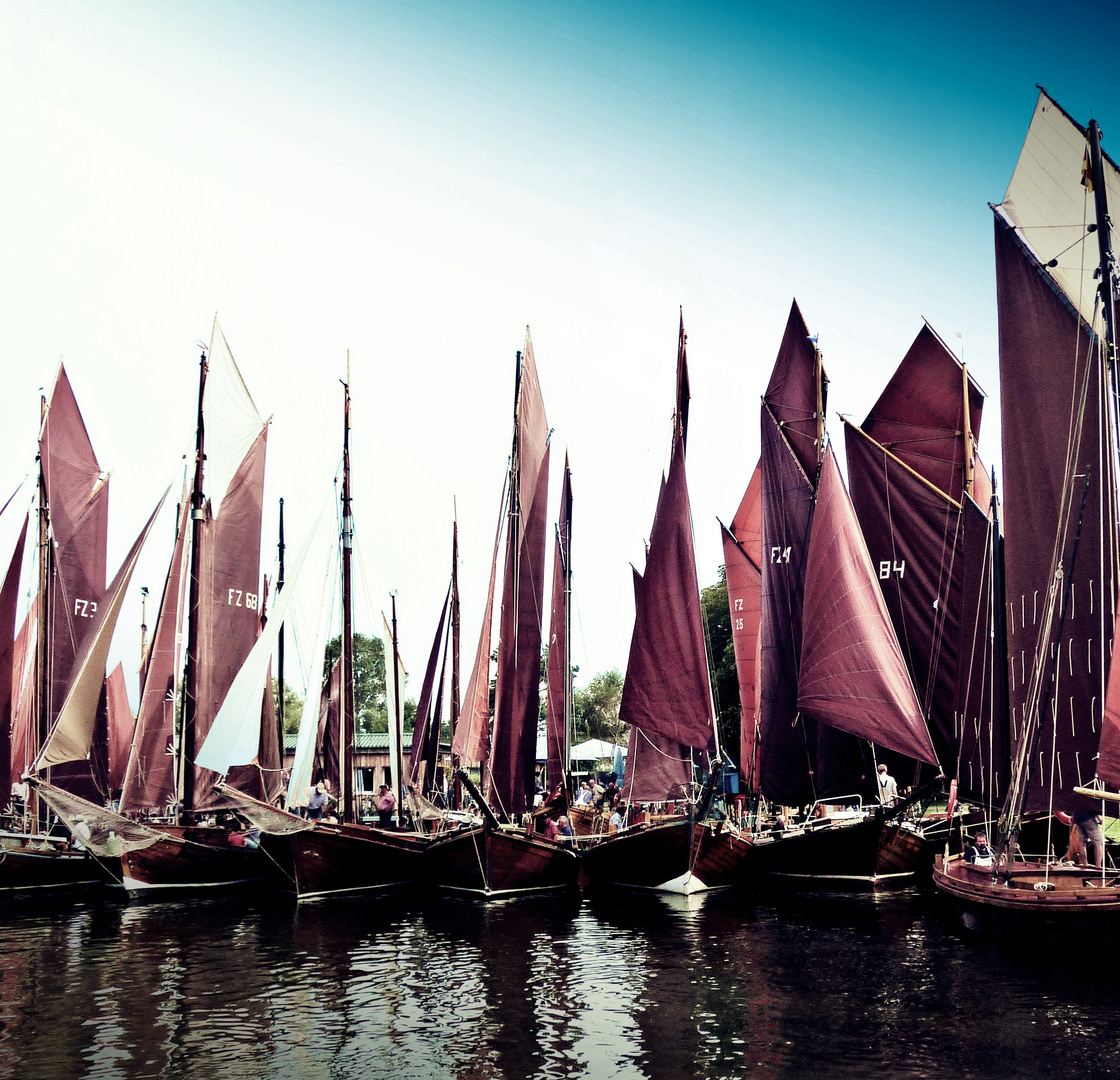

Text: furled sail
xmin=797 ymin=448 xmax=937 ymax=765
xmin=544 ymin=456 xmax=572 ymax=799
xmin=488 ymin=334 xmax=551 ymax=819
xmin=994 ymin=91 xmax=1119 ymax=813
xmin=720 ymin=464 xmax=762 ymax=793
xmin=120 ymin=500 xmax=190 ymax=813
xmin=8 ymin=603 xmax=36 ymax=789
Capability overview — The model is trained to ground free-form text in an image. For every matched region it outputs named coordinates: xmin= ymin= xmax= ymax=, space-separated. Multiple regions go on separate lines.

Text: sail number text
xmin=74 ymin=599 xmax=98 ymax=618
xmin=879 ymin=560 xmax=906 ymax=579
xmin=227 ymin=589 xmax=259 ymax=610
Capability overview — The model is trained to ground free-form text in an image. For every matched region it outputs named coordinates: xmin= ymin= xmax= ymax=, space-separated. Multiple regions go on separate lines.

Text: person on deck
xmin=964 ymin=830 xmax=994 ymax=867
xmin=609 ymin=804 xmax=627 ymax=835
xmin=876 ymin=764 xmax=899 ymax=807
xmin=557 ymin=815 xmax=575 ymax=848
xmin=1072 ymin=810 xmax=1105 ymax=869
xmin=307 ymin=781 xmax=334 ymax=820
xmin=376 ymin=784 xmax=397 ymax=828
xmin=574 ymin=782 xmax=593 ymax=806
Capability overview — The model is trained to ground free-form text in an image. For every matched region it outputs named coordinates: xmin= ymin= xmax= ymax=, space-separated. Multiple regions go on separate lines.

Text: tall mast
xmin=33 ymin=393 xmax=50 ymax=831
xmin=179 ymin=348 xmax=208 ymax=821
xmin=390 ymin=592 xmax=403 ymax=820
xmin=277 ymin=497 xmax=286 ymax=761
xmin=1088 ymin=120 xmax=1118 ymax=375
xmin=450 ymin=508 xmax=461 ymax=808
xmin=562 ymin=470 xmax=573 ymax=798
xmin=340 ymin=359 xmax=355 ymax=823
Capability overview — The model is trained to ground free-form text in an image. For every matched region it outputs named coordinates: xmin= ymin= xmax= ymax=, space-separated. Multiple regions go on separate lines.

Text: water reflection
xmin=3 ymin=887 xmax=1120 ymax=1079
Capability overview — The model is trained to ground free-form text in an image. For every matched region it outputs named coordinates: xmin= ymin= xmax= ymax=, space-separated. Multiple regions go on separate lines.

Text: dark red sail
xmin=859 ymin=324 xmax=985 ymax=503
xmin=104 ymin=662 xmax=132 ymax=793
xmin=953 ymin=492 xmax=1009 ymax=805
xmin=8 ymin=604 xmax=35 ymax=789
xmin=763 ymin=301 xmax=827 ymax=483
xmin=187 ymin=425 xmax=268 ymax=811
xmin=995 ymin=215 xmax=1114 ymax=814
xmin=0 ymin=516 xmax=28 ymax=796
xmin=721 ymin=464 xmax=762 ymax=793
xmin=619 ymin=428 xmax=715 ymax=751
xmin=544 ymin=457 xmax=573 ymax=798
xmin=408 ymin=586 xmax=451 ymax=785
xmin=316 ymin=657 xmax=342 ymax=794
xmin=621 ymin=722 xmax=692 ymax=804
xmin=488 ymin=337 xmax=551 ymax=818
xmin=453 ymin=481 xmax=507 ymax=768
xmin=121 ymin=500 xmax=190 ymax=813
xmin=843 ymin=419 xmax=962 ymax=772
xmin=39 ymin=366 xmax=109 ymax=796
xmin=797 ymin=448 xmax=937 ymax=765
xmin=758 ymin=385 xmax=818 ymax=807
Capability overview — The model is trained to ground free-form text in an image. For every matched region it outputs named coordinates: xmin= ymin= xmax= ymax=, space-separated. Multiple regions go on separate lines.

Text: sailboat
xmin=933 ymin=89 xmax=1120 ymax=933
xmin=3 ymin=368 xmax=139 ymax=892
xmin=743 ymin=301 xmax=941 ymax=887
xmin=242 ymin=368 xmax=428 ymax=899
xmin=581 ymin=314 xmax=753 ymax=893
xmin=36 ymin=320 xmax=285 ymax=894
xmin=842 ymin=323 xmax=1007 ymax=845
xmin=425 ymin=330 xmax=580 ymax=897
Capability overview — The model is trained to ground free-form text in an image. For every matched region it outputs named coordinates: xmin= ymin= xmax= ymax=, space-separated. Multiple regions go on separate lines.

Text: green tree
xmin=701 ymin=566 xmax=740 ymax=763
xmin=325 ymin=632 xmax=388 ymax=734
xmin=272 ymin=678 xmax=305 ymax=735
xmin=572 ymin=668 xmax=625 ymax=745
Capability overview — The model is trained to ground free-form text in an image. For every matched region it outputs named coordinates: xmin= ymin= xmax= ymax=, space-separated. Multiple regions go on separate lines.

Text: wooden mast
xmin=450 ymin=509 xmax=461 ymax=809
xmin=179 ymin=348 xmax=208 ymax=821
xmin=276 ymin=497 xmax=286 ymax=758
xmin=390 ymin=592 xmax=403 ymax=823
xmin=340 ymin=358 xmax=355 ymax=823
xmin=33 ymin=392 xmax=50 ymax=832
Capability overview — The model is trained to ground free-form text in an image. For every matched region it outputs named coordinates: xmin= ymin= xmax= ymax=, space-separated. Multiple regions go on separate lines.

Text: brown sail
xmin=488 ymin=336 xmax=551 ymax=819
xmin=407 ymin=586 xmax=451 ymax=786
xmin=120 ymin=499 xmax=190 ymax=813
xmin=797 ymin=447 xmax=937 ymax=766
xmin=721 ymin=464 xmax=762 ymax=793
xmin=0 ymin=516 xmax=28 ymax=796
xmin=619 ymin=429 xmax=714 ymax=752
xmin=104 ymin=663 xmax=133 ymax=794
xmin=995 ymin=214 xmax=1114 ymax=815
xmin=452 ymin=482 xmax=506 ymax=767
xmin=544 ymin=457 xmax=573 ymax=799
xmin=187 ymin=425 xmax=268 ymax=811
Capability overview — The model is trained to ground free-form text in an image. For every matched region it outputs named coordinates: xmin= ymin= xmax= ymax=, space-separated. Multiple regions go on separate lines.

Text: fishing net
xmin=34 ymin=782 xmax=165 ymax=857
xmin=213 ymin=785 xmax=314 ymax=835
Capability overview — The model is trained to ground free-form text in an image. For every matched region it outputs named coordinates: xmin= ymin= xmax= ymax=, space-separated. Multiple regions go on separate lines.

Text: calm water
xmin=2 ymin=883 xmax=1118 ymax=1080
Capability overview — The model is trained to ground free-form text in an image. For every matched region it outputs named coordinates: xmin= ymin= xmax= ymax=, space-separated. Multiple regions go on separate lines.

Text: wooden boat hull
xmin=933 ymin=853 xmax=1120 ymax=938
xmin=0 ymin=833 xmax=104 ymax=893
xmin=748 ymin=813 xmax=929 ymax=887
xmin=112 ymin=825 xmax=276 ymax=894
xmin=284 ymin=822 xmax=427 ymax=899
xmin=425 ymin=825 xmax=580 ymax=897
xmin=582 ymin=818 xmax=753 ymax=893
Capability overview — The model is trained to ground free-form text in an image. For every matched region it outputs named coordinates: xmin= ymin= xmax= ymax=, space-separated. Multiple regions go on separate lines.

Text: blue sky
xmin=2 ymin=1 xmax=1117 ymax=705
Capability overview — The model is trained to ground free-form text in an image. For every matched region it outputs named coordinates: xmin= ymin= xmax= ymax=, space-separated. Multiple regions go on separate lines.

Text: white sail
xmin=203 ymin=316 xmax=266 ymax=518
xmin=286 ymin=539 xmax=339 ymax=809
xmin=1000 ymin=89 xmax=1120 ymax=332
xmin=35 ymin=490 xmax=168 ymax=769
xmin=196 ymin=505 xmax=326 ymax=774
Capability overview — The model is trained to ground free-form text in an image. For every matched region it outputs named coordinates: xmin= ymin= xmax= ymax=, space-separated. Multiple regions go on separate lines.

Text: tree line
xmin=272 ymin=571 xmax=743 ymax=764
